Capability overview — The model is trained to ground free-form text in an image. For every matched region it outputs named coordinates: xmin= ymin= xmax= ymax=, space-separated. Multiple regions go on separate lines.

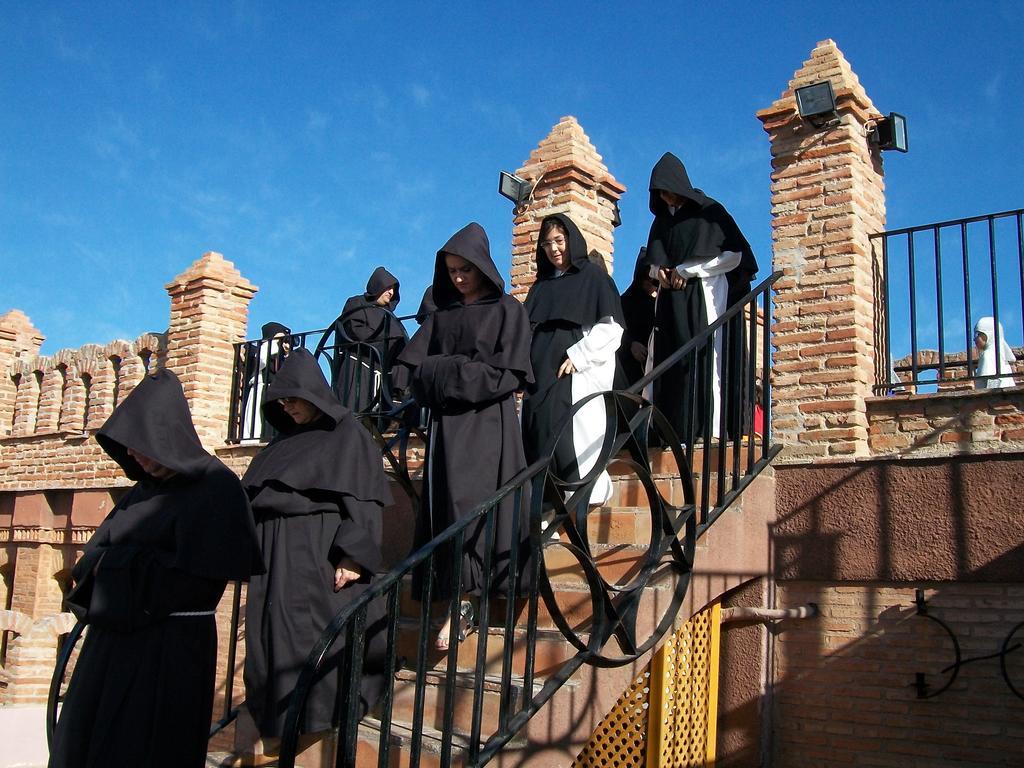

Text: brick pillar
xmin=0 ymin=311 xmax=44 ymax=437
xmin=509 ymin=116 xmax=626 ymax=299
xmin=165 ymin=252 xmax=258 ymax=449
xmin=756 ymin=40 xmax=887 ymax=461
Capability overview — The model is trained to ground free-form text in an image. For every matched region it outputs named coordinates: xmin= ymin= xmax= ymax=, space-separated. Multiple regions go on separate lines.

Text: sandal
xmin=435 ymin=600 xmax=475 ymax=651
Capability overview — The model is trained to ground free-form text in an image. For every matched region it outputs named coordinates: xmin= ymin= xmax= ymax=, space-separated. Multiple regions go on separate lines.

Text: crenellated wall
xmin=0 ymin=251 xmax=257 ymax=705
xmin=3 ymin=332 xmax=166 ymax=441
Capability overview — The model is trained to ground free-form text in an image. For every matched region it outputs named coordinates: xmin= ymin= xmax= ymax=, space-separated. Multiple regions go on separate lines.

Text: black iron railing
xmin=872 ymin=208 xmax=1024 ymax=392
xmin=227 ymin=307 xmax=415 ymax=442
xmin=47 ymin=274 xmax=781 ymax=766
xmin=275 ymin=273 xmax=780 ymax=766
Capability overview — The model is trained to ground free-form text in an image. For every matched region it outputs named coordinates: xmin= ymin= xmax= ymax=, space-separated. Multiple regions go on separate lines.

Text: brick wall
xmin=868 ymin=388 xmax=1024 ymax=458
xmin=774 ymin=582 xmax=1024 ymax=766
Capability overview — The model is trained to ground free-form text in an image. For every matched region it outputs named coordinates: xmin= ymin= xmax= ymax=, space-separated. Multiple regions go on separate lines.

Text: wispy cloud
xmin=305 ymin=109 xmax=331 ymax=148
xmin=984 ymin=73 xmax=1002 ymax=104
xmin=51 ymin=18 xmax=94 ymax=64
xmin=411 ymin=84 xmax=430 ymax=107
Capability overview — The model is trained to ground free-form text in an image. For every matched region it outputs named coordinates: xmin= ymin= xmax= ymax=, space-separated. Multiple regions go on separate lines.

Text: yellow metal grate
xmin=571 ymin=668 xmax=651 ymax=767
xmin=572 ymin=603 xmax=721 ymax=768
xmin=647 ymin=602 xmax=721 ymax=768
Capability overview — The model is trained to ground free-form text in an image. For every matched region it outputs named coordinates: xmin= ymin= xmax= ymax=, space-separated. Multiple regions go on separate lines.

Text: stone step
xmin=383 ymin=667 xmax=524 ymax=739
xmin=395 ymin=619 xmax=580 ymax=679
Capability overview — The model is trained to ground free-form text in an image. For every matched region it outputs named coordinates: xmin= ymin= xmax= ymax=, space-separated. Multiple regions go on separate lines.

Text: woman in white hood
xmin=974 ymin=316 xmax=1017 ymax=389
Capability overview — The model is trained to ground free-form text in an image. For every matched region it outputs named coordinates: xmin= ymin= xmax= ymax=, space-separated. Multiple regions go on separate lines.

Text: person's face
xmin=659 ymin=190 xmax=686 ymax=209
xmin=975 ymin=331 xmax=988 ymax=351
xmin=126 ymin=447 xmax=176 ymax=480
xmin=278 ymin=396 xmax=320 ymax=425
xmin=375 ymin=287 xmax=395 ymax=306
xmin=539 ymin=226 xmax=570 ymax=271
xmin=444 ymin=254 xmax=485 ymax=303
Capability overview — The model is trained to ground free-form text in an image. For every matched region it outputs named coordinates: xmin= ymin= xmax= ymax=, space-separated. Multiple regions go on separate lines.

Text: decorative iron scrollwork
xmin=537 ymin=389 xmax=697 ymax=667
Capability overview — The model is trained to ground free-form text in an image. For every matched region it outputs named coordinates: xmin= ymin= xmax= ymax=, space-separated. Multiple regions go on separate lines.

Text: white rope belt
xmin=168 ymin=610 xmax=216 ymax=617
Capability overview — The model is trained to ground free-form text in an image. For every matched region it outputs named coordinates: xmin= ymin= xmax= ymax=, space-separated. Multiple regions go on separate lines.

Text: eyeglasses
xmin=540 ymin=236 xmax=566 ymax=251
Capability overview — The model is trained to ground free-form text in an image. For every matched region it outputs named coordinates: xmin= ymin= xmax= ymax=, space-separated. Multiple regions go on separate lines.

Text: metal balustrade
xmin=48 ymin=274 xmax=781 ymax=767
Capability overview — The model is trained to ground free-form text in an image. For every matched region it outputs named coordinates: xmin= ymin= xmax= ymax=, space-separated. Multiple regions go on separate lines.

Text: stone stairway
xmin=211 ymin=442 xmax=774 ymax=767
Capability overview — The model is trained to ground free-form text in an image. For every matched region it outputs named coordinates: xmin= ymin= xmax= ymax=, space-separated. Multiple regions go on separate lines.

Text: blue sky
xmin=3 ymin=2 xmax=1022 ymax=356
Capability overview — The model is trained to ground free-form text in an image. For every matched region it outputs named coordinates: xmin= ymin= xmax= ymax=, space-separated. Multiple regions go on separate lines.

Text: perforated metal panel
xmin=571 ymin=668 xmax=651 ymax=767
xmin=572 ymin=604 xmax=720 ymax=768
xmin=646 ymin=603 xmax=721 ymax=768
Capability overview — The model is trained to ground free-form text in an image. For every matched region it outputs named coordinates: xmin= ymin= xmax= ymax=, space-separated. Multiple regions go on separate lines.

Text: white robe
xmin=974 ymin=317 xmax=1018 ymax=389
xmin=566 ymin=316 xmax=623 ymax=505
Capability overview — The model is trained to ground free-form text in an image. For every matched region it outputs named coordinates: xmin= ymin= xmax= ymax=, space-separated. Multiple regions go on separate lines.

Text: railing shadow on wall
xmin=766 ymin=450 xmax=1024 ymax=766
xmin=872 ymin=208 xmax=1024 ymax=394
xmin=47 ymin=274 xmax=781 ymax=767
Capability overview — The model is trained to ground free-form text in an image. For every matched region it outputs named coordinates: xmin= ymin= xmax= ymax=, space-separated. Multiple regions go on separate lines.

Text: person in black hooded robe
xmin=241 ymin=349 xmax=391 ymax=760
xmin=522 ymin=213 xmax=624 ymax=508
xmin=241 ymin=321 xmax=292 ymax=442
xmin=49 ymin=370 xmax=263 ymax=768
xmin=397 ymin=222 xmax=533 ymax=650
xmin=645 ymin=152 xmax=758 ymax=445
xmin=323 ymin=266 xmax=409 ymax=413
xmin=618 ymin=247 xmax=658 ymax=387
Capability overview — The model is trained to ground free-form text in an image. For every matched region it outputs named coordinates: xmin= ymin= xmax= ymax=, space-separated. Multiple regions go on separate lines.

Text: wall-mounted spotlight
xmin=795 ymin=80 xmax=838 ymax=129
xmin=612 ymin=201 xmax=622 ymax=228
xmin=498 ymin=171 xmax=533 ymax=205
xmin=869 ymin=112 xmax=909 ymax=153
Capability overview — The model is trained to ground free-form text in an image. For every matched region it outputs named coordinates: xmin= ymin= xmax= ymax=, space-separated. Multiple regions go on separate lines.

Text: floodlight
xmin=870 ymin=112 xmax=909 ymax=153
xmin=795 ymin=80 xmax=838 ymax=128
xmin=498 ymin=171 xmax=533 ymax=205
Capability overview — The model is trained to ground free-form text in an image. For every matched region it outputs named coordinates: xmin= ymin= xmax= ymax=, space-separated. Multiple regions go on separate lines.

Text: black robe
xmin=522 ymin=214 xmax=624 ymax=506
xmin=326 ymin=266 xmax=409 ymax=412
xmin=414 ymin=286 xmax=436 ymax=325
xmin=646 ymin=152 xmax=758 ymax=443
xmin=242 ymin=349 xmax=391 ymax=737
xmin=50 ymin=371 xmax=262 ymax=768
xmin=398 ymin=222 xmax=533 ymax=601
xmin=618 ymin=247 xmax=657 ymax=387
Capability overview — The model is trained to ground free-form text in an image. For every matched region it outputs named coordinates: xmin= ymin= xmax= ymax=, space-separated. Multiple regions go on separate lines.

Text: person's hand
xmin=334 ymin=557 xmax=362 ymax=591
xmin=657 ymin=267 xmax=673 ymax=289
xmin=557 ymin=358 xmax=576 ymax=378
xmin=669 ymin=270 xmax=687 ymax=290
xmin=631 ymin=342 xmax=648 ymax=363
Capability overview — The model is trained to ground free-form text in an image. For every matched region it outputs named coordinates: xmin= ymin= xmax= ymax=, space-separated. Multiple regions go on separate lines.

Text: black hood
xmin=261 ymin=321 xmax=290 ymax=340
xmin=534 ymin=213 xmax=591 ymax=280
xmin=648 ymin=152 xmax=708 ymax=216
xmin=432 ymin=222 xmax=504 ymax=307
xmin=96 ymin=370 xmax=212 ymax=481
xmin=262 ymin=349 xmax=348 ymax=433
xmin=364 ymin=266 xmax=401 ymax=310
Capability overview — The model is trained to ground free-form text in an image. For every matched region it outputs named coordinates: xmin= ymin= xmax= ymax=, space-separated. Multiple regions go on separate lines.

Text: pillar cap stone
xmin=757 ymin=39 xmax=882 ymax=129
xmin=0 ymin=309 xmax=45 ymax=350
xmin=517 ymin=116 xmax=625 ymax=198
xmin=165 ymin=251 xmax=258 ymax=296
